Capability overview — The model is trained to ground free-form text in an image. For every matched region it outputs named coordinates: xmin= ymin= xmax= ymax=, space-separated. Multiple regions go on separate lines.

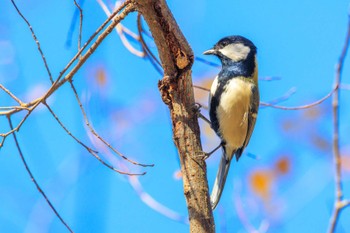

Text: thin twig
xmin=8 ymin=117 xmax=74 ymax=233
xmin=261 ymin=87 xmax=297 ymax=106
xmin=44 ymin=103 xmax=98 ymax=154
xmin=260 ymin=86 xmax=336 ymax=110
xmin=65 ymin=0 xmax=85 ymax=48
xmin=193 ymin=85 xmax=209 ymax=92
xmin=259 ymin=76 xmax=282 ymax=81
xmin=233 ymin=184 xmax=269 ymax=233
xmin=44 ymin=102 xmax=145 ymax=176
xmin=0 ymin=106 xmax=29 ymax=110
xmin=195 ymin=57 xmax=220 ymax=68
xmin=120 ymin=24 xmax=139 ymax=40
xmin=137 ymin=13 xmax=163 ymax=75
xmin=97 ymin=0 xmax=144 ymax=57
xmin=73 ymin=0 xmax=83 ymax=50
xmin=1 ymin=110 xmax=32 ymax=143
xmin=1 ymin=2 xmax=135 ymax=142
xmin=193 ymin=83 xmax=332 ymax=110
xmin=128 ymin=176 xmax=189 ymax=224
xmin=10 ymin=0 xmax=54 ymax=84
xmin=4 ymin=3 xmax=126 ymax=112
xmin=137 ymin=14 xmax=161 ymax=66
xmin=0 ymin=84 xmax=24 ymax=105
xmin=68 ymin=81 xmax=153 ymax=167
xmin=54 ymin=0 xmax=132 ymax=85
xmin=328 ymin=10 xmax=350 ymax=233
xmin=340 ymin=83 xmax=350 ymax=90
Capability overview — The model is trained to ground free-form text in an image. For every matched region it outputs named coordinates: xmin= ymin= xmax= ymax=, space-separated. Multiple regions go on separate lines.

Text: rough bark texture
xmin=135 ymin=0 xmax=215 ymax=232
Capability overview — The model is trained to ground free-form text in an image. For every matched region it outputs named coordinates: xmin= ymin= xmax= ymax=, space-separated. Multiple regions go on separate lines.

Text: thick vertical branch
xmin=135 ymin=1 xmax=215 ymax=232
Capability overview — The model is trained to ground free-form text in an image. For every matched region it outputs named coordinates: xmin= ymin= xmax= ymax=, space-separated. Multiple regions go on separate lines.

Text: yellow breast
xmin=217 ymin=78 xmax=252 ymax=157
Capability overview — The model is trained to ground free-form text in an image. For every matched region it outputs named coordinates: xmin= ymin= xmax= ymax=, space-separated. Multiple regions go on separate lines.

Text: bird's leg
xmin=199 ymin=113 xmax=211 ymax=125
xmin=204 ymin=143 xmax=222 ymax=159
xmin=194 ymin=143 xmax=222 ymax=160
xmin=192 ymin=103 xmax=211 ymax=125
xmin=192 ymin=103 xmax=219 ymax=160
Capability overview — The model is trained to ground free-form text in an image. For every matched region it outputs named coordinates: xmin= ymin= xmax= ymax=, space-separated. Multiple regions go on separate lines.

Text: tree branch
xmin=8 ymin=117 xmax=74 ymax=232
xmin=328 ymin=9 xmax=350 ymax=233
xmin=1 ymin=2 xmax=135 ymax=146
xmin=135 ymin=1 xmax=215 ymax=232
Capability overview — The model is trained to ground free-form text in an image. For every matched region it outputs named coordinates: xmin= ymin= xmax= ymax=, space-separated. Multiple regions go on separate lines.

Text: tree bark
xmin=135 ymin=0 xmax=215 ymax=232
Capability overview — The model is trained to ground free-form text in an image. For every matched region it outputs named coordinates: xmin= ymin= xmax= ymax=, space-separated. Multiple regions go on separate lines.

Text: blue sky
xmin=1 ymin=0 xmax=350 ymax=232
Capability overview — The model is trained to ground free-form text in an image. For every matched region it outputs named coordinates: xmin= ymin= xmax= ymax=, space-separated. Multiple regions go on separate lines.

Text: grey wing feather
xmin=235 ymin=84 xmax=259 ymax=160
xmin=243 ymin=84 xmax=259 ymax=148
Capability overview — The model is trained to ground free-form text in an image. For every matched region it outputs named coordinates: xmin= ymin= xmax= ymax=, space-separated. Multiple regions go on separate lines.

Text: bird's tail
xmin=210 ymin=151 xmax=232 ymax=210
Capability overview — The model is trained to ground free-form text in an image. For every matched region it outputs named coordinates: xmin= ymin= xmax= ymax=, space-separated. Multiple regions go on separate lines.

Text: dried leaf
xmin=302 ymin=106 xmax=322 ymax=120
xmin=249 ymin=170 xmax=273 ymax=200
xmin=95 ymin=67 xmax=108 ymax=87
xmin=275 ymin=156 xmax=291 ymax=175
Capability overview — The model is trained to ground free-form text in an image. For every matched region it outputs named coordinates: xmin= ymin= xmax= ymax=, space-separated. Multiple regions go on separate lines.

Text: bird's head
xmin=203 ymin=35 xmax=257 ymax=66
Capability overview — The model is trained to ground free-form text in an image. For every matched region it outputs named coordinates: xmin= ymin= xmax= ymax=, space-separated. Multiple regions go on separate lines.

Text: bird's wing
xmin=235 ymin=84 xmax=259 ymax=160
xmin=209 ymin=76 xmax=221 ymax=135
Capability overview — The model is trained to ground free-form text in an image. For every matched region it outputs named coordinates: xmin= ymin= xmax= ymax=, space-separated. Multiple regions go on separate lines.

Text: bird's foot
xmin=193 ymin=144 xmax=222 ymax=160
xmin=193 ymin=151 xmax=211 ymax=160
xmin=192 ymin=103 xmax=211 ymax=125
xmin=192 ymin=103 xmax=202 ymax=116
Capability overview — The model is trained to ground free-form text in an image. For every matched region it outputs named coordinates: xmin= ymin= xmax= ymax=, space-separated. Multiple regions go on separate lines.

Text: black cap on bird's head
xmin=203 ymin=35 xmax=257 ymax=63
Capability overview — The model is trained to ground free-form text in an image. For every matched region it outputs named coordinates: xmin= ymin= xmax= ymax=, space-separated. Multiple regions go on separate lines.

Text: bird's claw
xmin=193 ymin=151 xmax=211 ymax=160
xmin=192 ymin=103 xmax=202 ymax=115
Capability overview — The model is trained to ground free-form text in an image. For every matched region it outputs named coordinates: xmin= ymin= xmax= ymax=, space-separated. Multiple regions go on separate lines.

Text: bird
xmin=203 ymin=35 xmax=259 ymax=210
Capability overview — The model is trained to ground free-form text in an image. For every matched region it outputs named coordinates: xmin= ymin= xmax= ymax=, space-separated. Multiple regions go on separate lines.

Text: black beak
xmin=203 ymin=49 xmax=217 ymax=55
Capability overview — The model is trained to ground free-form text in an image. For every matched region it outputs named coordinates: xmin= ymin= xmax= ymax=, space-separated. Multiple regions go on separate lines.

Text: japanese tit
xmin=203 ymin=35 xmax=259 ymax=210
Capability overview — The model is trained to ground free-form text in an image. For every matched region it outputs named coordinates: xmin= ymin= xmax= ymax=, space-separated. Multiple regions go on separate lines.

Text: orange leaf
xmin=249 ymin=170 xmax=273 ymax=200
xmin=275 ymin=156 xmax=291 ymax=175
xmin=95 ymin=68 xmax=107 ymax=87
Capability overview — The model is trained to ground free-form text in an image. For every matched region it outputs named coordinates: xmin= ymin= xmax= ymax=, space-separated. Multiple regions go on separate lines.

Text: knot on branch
xmin=137 ymin=0 xmax=193 ymax=74
xmin=158 ymin=75 xmax=177 ymax=106
xmin=176 ymin=49 xmax=191 ymax=70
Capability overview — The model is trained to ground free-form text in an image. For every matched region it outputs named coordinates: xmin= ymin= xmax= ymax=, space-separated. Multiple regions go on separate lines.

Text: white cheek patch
xmin=219 ymin=43 xmax=251 ymax=62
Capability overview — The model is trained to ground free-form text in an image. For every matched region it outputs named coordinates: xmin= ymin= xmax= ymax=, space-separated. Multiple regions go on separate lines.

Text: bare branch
xmin=68 ymin=80 xmax=153 ymax=167
xmin=193 ymin=85 xmax=209 ymax=92
xmin=136 ymin=0 xmax=214 ymax=232
xmin=193 ymin=83 xmax=332 ymax=111
xmin=261 ymin=87 xmax=297 ymax=106
xmin=97 ymin=0 xmax=145 ymax=57
xmin=10 ymin=0 xmax=54 ymax=84
xmin=328 ymin=10 xmax=350 ymax=233
xmin=0 ymin=106 xmax=28 ymax=111
xmin=0 ymin=84 xmax=24 ymax=106
xmin=137 ymin=13 xmax=163 ymax=75
xmin=340 ymin=83 xmax=350 ymax=90
xmin=128 ymin=176 xmax=189 ymax=224
xmin=260 ymin=86 xmax=336 ymax=110
xmin=44 ymin=102 xmax=144 ymax=176
xmin=8 ymin=117 xmax=74 ymax=232
xmin=1 ymin=1 xmax=135 ymax=144
xmin=259 ymin=76 xmax=282 ymax=81
xmin=73 ymin=0 xmax=83 ymax=50
xmin=1 ymin=110 xmax=32 ymax=146
xmin=120 ymin=23 xmax=139 ymax=40
xmin=233 ymin=185 xmax=269 ymax=233
xmin=195 ymin=57 xmax=220 ymax=68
